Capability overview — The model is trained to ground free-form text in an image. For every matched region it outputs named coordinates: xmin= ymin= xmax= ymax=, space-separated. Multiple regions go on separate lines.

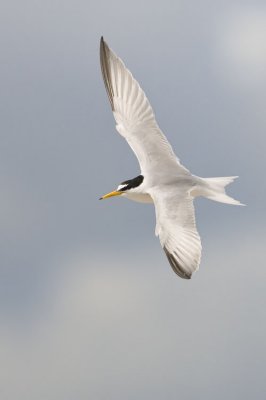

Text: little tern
xmin=99 ymin=37 xmax=243 ymax=279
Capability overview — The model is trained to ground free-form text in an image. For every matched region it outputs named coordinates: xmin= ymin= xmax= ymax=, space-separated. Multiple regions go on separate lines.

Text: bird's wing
xmin=149 ymin=187 xmax=202 ymax=279
xmin=100 ymin=37 xmax=189 ymax=176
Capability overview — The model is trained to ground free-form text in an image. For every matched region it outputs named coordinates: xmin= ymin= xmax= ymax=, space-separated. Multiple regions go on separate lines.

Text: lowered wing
xmin=150 ymin=186 xmax=202 ymax=279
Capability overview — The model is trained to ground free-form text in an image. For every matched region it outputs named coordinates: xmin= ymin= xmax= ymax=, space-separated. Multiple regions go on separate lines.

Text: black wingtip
xmin=163 ymin=246 xmax=192 ymax=280
xmin=100 ymin=36 xmax=104 ymax=52
xmin=99 ymin=35 xmax=114 ymax=111
xmin=100 ymin=36 xmax=107 ymax=52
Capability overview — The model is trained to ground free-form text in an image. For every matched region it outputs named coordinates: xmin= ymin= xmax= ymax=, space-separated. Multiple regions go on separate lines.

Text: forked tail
xmin=196 ymin=176 xmax=244 ymax=205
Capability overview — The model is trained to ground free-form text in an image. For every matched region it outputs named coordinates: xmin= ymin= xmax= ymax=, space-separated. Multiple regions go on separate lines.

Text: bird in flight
xmin=99 ymin=37 xmax=243 ymax=279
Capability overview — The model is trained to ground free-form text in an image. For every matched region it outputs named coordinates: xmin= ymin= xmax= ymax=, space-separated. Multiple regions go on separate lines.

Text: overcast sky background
xmin=1 ymin=1 xmax=266 ymax=399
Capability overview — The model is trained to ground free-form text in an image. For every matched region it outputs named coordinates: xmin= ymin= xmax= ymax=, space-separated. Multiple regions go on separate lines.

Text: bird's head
xmin=99 ymin=175 xmax=144 ymax=200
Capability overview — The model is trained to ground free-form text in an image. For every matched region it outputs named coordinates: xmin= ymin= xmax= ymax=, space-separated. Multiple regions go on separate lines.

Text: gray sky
xmin=1 ymin=1 xmax=266 ymax=399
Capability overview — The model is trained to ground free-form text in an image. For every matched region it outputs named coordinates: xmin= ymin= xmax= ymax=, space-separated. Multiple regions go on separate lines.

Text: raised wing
xmin=150 ymin=187 xmax=202 ymax=279
xmin=100 ymin=37 xmax=189 ymax=177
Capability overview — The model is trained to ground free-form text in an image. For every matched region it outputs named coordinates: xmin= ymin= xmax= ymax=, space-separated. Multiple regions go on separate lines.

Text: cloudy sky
xmin=1 ymin=1 xmax=266 ymax=399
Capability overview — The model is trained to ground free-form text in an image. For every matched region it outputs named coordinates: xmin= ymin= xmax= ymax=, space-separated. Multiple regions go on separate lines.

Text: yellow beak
xmin=99 ymin=190 xmax=122 ymax=200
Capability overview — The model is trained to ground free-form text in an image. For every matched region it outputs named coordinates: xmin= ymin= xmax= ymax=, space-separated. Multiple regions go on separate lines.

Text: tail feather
xmin=196 ymin=176 xmax=244 ymax=205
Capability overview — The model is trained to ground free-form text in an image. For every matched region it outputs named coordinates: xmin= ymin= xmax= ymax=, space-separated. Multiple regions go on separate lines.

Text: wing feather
xmin=100 ymin=37 xmax=189 ymax=177
xmin=150 ymin=187 xmax=202 ymax=279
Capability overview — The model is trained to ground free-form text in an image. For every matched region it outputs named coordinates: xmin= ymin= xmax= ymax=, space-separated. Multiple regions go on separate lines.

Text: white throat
xmin=122 ymin=192 xmax=153 ymax=204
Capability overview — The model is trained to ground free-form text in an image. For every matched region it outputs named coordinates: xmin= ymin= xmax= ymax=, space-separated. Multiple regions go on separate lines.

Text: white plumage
xmin=100 ymin=37 xmax=243 ymax=279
